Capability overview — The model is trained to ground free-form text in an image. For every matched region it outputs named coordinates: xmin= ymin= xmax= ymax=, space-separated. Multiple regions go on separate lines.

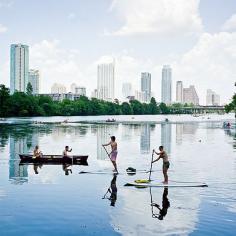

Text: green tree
xmin=0 ymin=84 xmax=10 ymax=117
xmin=26 ymin=82 xmax=33 ymax=95
xmin=225 ymin=94 xmax=236 ymax=118
xmin=148 ymin=97 xmax=159 ymax=114
xmin=121 ymin=102 xmax=133 ymax=115
xmin=159 ymin=102 xmax=169 ymax=114
xmin=130 ymin=100 xmax=143 ymax=114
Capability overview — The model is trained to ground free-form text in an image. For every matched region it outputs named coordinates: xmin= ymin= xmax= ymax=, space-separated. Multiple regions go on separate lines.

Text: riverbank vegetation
xmin=0 ymin=84 xmax=196 ymax=117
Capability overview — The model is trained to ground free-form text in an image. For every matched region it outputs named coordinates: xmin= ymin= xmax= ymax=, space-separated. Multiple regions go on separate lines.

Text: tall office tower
xmin=70 ymin=83 xmax=77 ymax=93
xmin=28 ymin=69 xmax=40 ymax=94
xmin=183 ymin=85 xmax=199 ymax=105
xmin=161 ymin=65 xmax=172 ymax=104
xmin=75 ymin=87 xmax=86 ymax=96
xmin=141 ymin=72 xmax=151 ymax=103
xmin=122 ymin=83 xmax=132 ymax=99
xmin=206 ymin=89 xmax=220 ymax=106
xmin=91 ymin=89 xmax=98 ymax=98
xmin=135 ymin=90 xmax=146 ymax=103
xmin=97 ymin=61 xmax=115 ymax=101
xmin=176 ymin=81 xmax=183 ymax=103
xmin=51 ymin=83 xmax=67 ymax=94
xmin=10 ymin=44 xmax=29 ymax=94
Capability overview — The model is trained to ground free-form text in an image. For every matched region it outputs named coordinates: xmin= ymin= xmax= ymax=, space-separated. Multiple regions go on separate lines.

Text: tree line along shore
xmin=0 ymin=84 xmax=235 ymax=117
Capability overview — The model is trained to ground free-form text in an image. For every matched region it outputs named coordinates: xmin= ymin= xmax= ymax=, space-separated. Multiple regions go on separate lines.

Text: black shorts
xmin=163 ymin=161 xmax=170 ymax=169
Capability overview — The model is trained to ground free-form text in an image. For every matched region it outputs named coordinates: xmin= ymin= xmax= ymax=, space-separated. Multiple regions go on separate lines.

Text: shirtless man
xmin=63 ymin=146 xmax=72 ymax=157
xmin=103 ymin=136 xmax=118 ymax=173
xmin=33 ymin=145 xmax=42 ymax=159
xmin=152 ymin=146 xmax=170 ymax=184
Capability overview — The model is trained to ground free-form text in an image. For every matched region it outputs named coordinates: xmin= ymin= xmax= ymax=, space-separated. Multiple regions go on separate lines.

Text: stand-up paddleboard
xmin=124 ymin=182 xmax=208 ymax=188
xmin=79 ymin=170 xmax=154 ymax=175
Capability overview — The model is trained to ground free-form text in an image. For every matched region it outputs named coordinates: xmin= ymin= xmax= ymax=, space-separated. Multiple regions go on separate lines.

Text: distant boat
xmin=19 ymin=154 xmax=88 ymax=165
xmin=106 ymin=118 xmax=116 ymax=122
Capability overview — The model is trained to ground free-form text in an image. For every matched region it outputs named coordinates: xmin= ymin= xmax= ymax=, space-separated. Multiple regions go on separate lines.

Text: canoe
xmin=124 ymin=182 xmax=208 ymax=188
xmin=19 ymin=154 xmax=88 ymax=165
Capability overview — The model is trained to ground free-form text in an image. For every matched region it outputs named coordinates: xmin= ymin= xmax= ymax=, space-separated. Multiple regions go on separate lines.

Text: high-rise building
xmin=91 ymin=89 xmax=98 ymax=99
xmin=10 ymin=44 xmax=29 ymax=94
xmin=176 ymin=81 xmax=183 ymax=103
xmin=122 ymin=83 xmax=132 ymax=99
xmin=135 ymin=90 xmax=146 ymax=103
xmin=51 ymin=83 xmax=67 ymax=94
xmin=183 ymin=85 xmax=199 ymax=105
xmin=28 ymin=69 xmax=40 ymax=94
xmin=206 ymin=89 xmax=220 ymax=106
xmin=75 ymin=87 xmax=86 ymax=96
xmin=161 ymin=65 xmax=172 ymax=104
xmin=141 ymin=72 xmax=151 ymax=103
xmin=97 ymin=61 xmax=115 ymax=101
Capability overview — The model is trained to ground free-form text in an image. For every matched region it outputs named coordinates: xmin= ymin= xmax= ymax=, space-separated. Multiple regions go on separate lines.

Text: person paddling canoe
xmin=33 ymin=145 xmax=42 ymax=159
xmin=63 ymin=146 xmax=72 ymax=157
xmin=102 ymin=136 xmax=118 ymax=173
xmin=152 ymin=146 xmax=170 ymax=184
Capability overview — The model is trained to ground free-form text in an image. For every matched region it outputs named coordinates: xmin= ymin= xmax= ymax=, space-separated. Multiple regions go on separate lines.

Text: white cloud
xmin=107 ymin=0 xmax=203 ymax=36
xmin=0 ymin=24 xmax=7 ymax=33
xmin=222 ymin=14 xmax=236 ymax=31
xmin=30 ymin=40 xmax=84 ymax=93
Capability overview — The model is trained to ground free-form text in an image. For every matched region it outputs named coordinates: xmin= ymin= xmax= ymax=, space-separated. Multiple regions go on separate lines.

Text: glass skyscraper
xmin=10 ymin=44 xmax=29 ymax=94
xmin=28 ymin=69 xmax=40 ymax=94
xmin=141 ymin=72 xmax=151 ymax=103
xmin=97 ymin=60 xmax=115 ymax=101
xmin=161 ymin=65 xmax=172 ymax=104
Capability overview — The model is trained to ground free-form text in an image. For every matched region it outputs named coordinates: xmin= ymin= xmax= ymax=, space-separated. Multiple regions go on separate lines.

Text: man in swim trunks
xmin=63 ymin=146 xmax=72 ymax=157
xmin=103 ymin=136 xmax=118 ymax=173
xmin=33 ymin=145 xmax=42 ymax=159
xmin=152 ymin=146 xmax=170 ymax=184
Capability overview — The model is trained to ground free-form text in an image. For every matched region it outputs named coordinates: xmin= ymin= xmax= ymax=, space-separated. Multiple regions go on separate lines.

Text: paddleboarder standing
xmin=152 ymin=146 xmax=170 ymax=184
xmin=102 ymin=136 xmax=118 ymax=173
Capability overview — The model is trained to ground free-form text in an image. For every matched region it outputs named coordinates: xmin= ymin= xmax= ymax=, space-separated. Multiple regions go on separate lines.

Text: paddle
xmin=135 ymin=150 xmax=155 ymax=184
xmin=103 ymin=145 xmax=112 ymax=161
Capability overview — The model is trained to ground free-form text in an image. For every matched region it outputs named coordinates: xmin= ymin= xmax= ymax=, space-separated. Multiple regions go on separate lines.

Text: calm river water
xmin=0 ymin=115 xmax=235 ymax=236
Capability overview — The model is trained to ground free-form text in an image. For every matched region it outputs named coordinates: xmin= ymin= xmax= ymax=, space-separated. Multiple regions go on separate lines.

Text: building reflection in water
xmin=176 ymin=123 xmax=199 ymax=144
xmin=97 ymin=125 xmax=118 ymax=160
xmin=161 ymin=123 xmax=172 ymax=154
xmin=9 ymin=133 xmax=38 ymax=184
xmin=140 ymin=124 xmax=151 ymax=154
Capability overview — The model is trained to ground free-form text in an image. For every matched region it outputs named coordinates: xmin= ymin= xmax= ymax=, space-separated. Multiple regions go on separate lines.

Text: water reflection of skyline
xmin=161 ymin=123 xmax=172 ymax=154
xmin=9 ymin=133 xmax=39 ymax=183
xmin=140 ymin=124 xmax=151 ymax=154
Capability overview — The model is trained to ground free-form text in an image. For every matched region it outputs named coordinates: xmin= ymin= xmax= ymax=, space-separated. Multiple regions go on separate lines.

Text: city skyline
xmin=0 ymin=0 xmax=236 ymax=104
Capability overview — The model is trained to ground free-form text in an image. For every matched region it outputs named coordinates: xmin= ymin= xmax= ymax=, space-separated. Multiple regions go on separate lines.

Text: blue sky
xmin=0 ymin=0 xmax=236 ymax=104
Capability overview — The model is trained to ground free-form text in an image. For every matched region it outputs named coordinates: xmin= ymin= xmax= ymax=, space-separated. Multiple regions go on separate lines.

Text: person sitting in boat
xmin=63 ymin=146 xmax=72 ymax=157
xmin=33 ymin=145 xmax=42 ymax=159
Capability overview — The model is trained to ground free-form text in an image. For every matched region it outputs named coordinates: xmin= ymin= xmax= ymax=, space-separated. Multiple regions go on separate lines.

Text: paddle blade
xmin=135 ymin=179 xmax=151 ymax=183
